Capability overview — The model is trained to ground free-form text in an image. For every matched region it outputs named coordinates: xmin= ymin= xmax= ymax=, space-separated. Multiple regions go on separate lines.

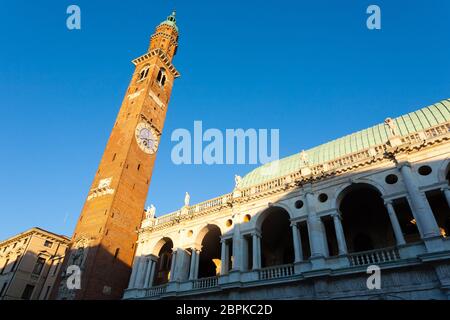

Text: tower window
xmin=138 ymin=66 xmax=150 ymax=81
xmin=112 ymin=153 xmax=116 ymax=162
xmin=137 ymin=164 xmax=141 ymax=171
xmin=156 ymin=68 xmax=167 ymax=87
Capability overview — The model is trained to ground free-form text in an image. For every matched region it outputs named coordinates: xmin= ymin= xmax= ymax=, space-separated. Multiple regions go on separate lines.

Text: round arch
xmin=437 ymin=158 xmax=450 ymax=184
xmin=152 ymin=237 xmax=174 ymax=286
xmin=338 ymin=183 xmax=396 ymax=253
xmin=151 ymin=237 xmax=174 ymax=256
xmin=334 ymin=180 xmax=386 ymax=209
xmin=255 ymin=204 xmax=294 ymax=231
xmin=195 ymin=224 xmax=222 ymax=246
xmin=197 ymin=224 xmax=222 ymax=279
xmin=258 ymin=206 xmax=295 ymax=268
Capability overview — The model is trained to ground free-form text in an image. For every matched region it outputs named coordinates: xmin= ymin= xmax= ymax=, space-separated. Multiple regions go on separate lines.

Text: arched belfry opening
xmin=153 ymin=238 xmax=173 ymax=286
xmin=198 ymin=225 xmax=222 ymax=278
xmin=339 ymin=183 xmax=396 ymax=253
xmin=260 ymin=207 xmax=294 ymax=267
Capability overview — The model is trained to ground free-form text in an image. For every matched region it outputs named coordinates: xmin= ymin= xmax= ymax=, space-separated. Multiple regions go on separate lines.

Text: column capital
xmin=440 ymin=185 xmax=450 ymax=192
xmin=146 ymin=254 xmax=158 ymax=262
xmin=384 ymin=199 xmax=394 ymax=206
xmin=397 ymin=161 xmax=412 ymax=170
xmin=252 ymin=231 xmax=262 ymax=239
xmin=220 ymin=237 xmax=232 ymax=244
xmin=290 ymin=221 xmax=299 ymax=228
xmin=330 ymin=209 xmax=342 ymax=219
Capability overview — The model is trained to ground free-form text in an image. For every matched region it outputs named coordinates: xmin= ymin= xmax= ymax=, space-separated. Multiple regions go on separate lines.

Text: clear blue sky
xmin=0 ymin=0 xmax=449 ymax=240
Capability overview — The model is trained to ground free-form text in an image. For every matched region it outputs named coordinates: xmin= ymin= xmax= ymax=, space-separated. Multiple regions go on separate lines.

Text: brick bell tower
xmin=53 ymin=12 xmax=180 ymax=300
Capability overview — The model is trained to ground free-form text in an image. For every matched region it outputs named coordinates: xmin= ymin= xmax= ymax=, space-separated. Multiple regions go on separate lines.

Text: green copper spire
xmin=159 ymin=10 xmax=178 ymax=32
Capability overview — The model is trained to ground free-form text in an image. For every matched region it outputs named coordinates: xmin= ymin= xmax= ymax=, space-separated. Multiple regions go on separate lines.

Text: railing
xmin=259 ymin=264 xmax=295 ymax=281
xmin=189 ymin=194 xmax=232 ymax=215
xmin=192 ymin=276 xmax=219 ymax=289
xmin=425 ymin=123 xmax=450 ymax=138
xmin=155 ymin=211 xmax=180 ymax=225
xmin=349 ymin=247 xmax=400 ymax=267
xmin=146 ymin=284 xmax=167 ymax=297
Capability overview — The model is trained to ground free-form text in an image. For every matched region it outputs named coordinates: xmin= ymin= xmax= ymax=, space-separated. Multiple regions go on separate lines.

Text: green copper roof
xmin=159 ymin=11 xmax=178 ymax=32
xmin=240 ymin=99 xmax=450 ymax=188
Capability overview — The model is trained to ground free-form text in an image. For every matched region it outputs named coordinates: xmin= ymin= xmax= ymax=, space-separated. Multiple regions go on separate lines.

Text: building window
xmin=32 ymin=257 xmax=46 ymax=275
xmin=138 ymin=66 xmax=150 ymax=81
xmin=156 ymin=68 xmax=167 ymax=87
xmin=1 ymin=259 xmax=9 ymax=274
xmin=11 ymin=256 xmax=20 ymax=271
xmin=21 ymin=284 xmax=35 ymax=300
xmin=0 ymin=282 xmax=7 ymax=297
xmin=44 ymin=240 xmax=53 ymax=248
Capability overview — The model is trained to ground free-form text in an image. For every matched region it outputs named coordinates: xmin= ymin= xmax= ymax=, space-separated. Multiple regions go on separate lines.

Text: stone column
xmin=232 ymin=224 xmax=242 ymax=271
xmin=441 ymin=186 xmax=450 ymax=210
xmin=220 ymin=239 xmax=229 ymax=275
xmin=194 ymin=249 xmax=200 ymax=279
xmin=399 ymin=163 xmax=440 ymax=238
xmin=169 ymin=251 xmax=177 ymax=282
xmin=148 ymin=258 xmax=156 ymax=288
xmin=252 ymin=233 xmax=261 ymax=270
xmin=384 ymin=200 xmax=406 ymax=246
xmin=128 ymin=257 xmax=139 ymax=289
xmin=332 ymin=211 xmax=348 ymax=255
xmin=188 ymin=249 xmax=197 ymax=280
xmin=134 ymin=256 xmax=147 ymax=288
xmin=241 ymin=237 xmax=249 ymax=271
xmin=291 ymin=222 xmax=303 ymax=263
xmin=305 ymin=192 xmax=327 ymax=257
xmin=143 ymin=258 xmax=152 ymax=288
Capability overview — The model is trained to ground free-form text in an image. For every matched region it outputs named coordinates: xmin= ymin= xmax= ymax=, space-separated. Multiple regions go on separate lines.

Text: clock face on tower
xmin=135 ymin=122 xmax=159 ymax=154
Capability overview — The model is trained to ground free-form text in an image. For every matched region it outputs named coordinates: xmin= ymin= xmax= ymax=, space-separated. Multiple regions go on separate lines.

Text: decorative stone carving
xmin=87 ymin=177 xmax=114 ymax=201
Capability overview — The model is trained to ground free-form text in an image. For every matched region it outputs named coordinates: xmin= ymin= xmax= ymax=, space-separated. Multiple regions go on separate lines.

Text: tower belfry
xmin=53 ymin=12 xmax=180 ymax=300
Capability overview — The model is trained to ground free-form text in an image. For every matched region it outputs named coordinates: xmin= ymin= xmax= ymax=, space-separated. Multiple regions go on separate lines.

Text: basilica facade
xmin=124 ymin=99 xmax=450 ymax=300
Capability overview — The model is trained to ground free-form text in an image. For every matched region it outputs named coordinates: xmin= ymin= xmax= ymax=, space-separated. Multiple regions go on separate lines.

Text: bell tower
xmin=53 ymin=12 xmax=180 ymax=300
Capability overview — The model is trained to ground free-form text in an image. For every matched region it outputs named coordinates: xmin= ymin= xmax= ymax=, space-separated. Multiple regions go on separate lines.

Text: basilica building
xmin=124 ymin=99 xmax=450 ymax=300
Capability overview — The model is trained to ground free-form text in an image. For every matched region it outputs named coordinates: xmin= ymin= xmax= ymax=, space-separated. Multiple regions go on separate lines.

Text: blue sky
xmin=0 ymin=0 xmax=449 ymax=240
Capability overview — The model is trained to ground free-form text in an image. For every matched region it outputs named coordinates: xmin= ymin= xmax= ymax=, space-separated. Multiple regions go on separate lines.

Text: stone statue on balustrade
xmin=234 ymin=175 xmax=242 ymax=189
xmin=385 ymin=117 xmax=400 ymax=137
xmin=184 ymin=192 xmax=190 ymax=207
xmin=146 ymin=204 xmax=156 ymax=219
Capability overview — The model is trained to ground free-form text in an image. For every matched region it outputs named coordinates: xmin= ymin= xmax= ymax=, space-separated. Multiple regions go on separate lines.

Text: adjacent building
xmin=124 ymin=99 xmax=450 ymax=300
xmin=0 ymin=228 xmax=69 ymax=300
